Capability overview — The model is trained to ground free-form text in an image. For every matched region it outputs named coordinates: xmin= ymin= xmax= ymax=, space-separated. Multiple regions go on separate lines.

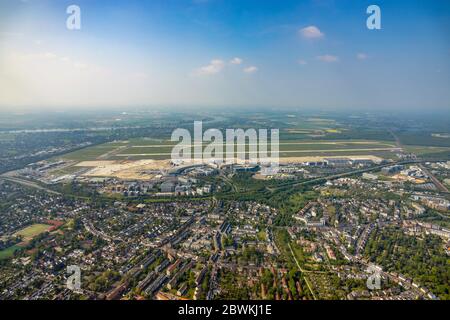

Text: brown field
xmin=75 ymin=160 xmax=172 ymax=180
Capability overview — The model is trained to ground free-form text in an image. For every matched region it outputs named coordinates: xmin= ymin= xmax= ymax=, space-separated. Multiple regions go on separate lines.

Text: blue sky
xmin=0 ymin=0 xmax=449 ymax=111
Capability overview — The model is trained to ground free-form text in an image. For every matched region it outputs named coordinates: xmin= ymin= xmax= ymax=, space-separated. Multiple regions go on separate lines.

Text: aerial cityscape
xmin=0 ymin=110 xmax=449 ymax=301
xmin=0 ymin=0 xmax=449 ymax=304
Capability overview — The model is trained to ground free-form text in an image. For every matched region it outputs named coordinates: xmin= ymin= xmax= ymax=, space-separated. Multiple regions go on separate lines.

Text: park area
xmin=13 ymin=223 xmax=52 ymax=241
xmin=0 ymin=223 xmax=53 ymax=260
xmin=0 ymin=224 xmax=51 ymax=260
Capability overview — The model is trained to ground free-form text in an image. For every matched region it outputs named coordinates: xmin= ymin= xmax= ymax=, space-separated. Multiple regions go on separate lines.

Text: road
xmin=0 ymin=176 xmax=61 ymax=195
xmin=219 ymin=172 xmax=238 ymax=192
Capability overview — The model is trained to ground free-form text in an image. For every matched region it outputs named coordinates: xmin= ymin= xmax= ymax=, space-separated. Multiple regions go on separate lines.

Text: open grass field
xmin=403 ymin=145 xmax=450 ymax=155
xmin=59 ymin=144 xmax=127 ymax=161
xmin=398 ymin=133 xmax=450 ymax=148
xmin=0 ymin=223 xmax=57 ymax=260
xmin=13 ymin=224 xmax=52 ymax=241
xmin=0 ymin=245 xmax=22 ymax=260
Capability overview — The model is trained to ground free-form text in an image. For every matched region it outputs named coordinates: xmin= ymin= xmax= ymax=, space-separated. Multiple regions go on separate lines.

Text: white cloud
xmin=298 ymin=59 xmax=307 ymax=65
xmin=243 ymin=66 xmax=258 ymax=74
xmin=356 ymin=53 xmax=368 ymax=60
xmin=230 ymin=57 xmax=243 ymax=65
xmin=316 ymin=54 xmax=339 ymax=63
xmin=299 ymin=26 xmax=324 ymax=39
xmin=196 ymin=59 xmax=225 ymax=75
xmin=194 ymin=57 xmax=258 ymax=76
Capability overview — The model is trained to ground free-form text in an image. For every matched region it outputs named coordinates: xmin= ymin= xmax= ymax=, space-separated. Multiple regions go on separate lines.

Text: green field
xmin=0 ymin=224 xmax=55 ymax=261
xmin=398 ymin=132 xmax=450 ymax=148
xmin=13 ymin=224 xmax=51 ymax=241
xmin=59 ymin=144 xmax=125 ymax=161
xmin=0 ymin=245 xmax=22 ymax=260
xmin=403 ymin=145 xmax=450 ymax=155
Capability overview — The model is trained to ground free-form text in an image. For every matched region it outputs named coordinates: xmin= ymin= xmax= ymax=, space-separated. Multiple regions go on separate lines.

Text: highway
xmin=0 ymin=176 xmax=61 ymax=195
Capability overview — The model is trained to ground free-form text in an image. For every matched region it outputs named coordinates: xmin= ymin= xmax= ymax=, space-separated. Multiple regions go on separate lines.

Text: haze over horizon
xmin=0 ymin=0 xmax=449 ymax=111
